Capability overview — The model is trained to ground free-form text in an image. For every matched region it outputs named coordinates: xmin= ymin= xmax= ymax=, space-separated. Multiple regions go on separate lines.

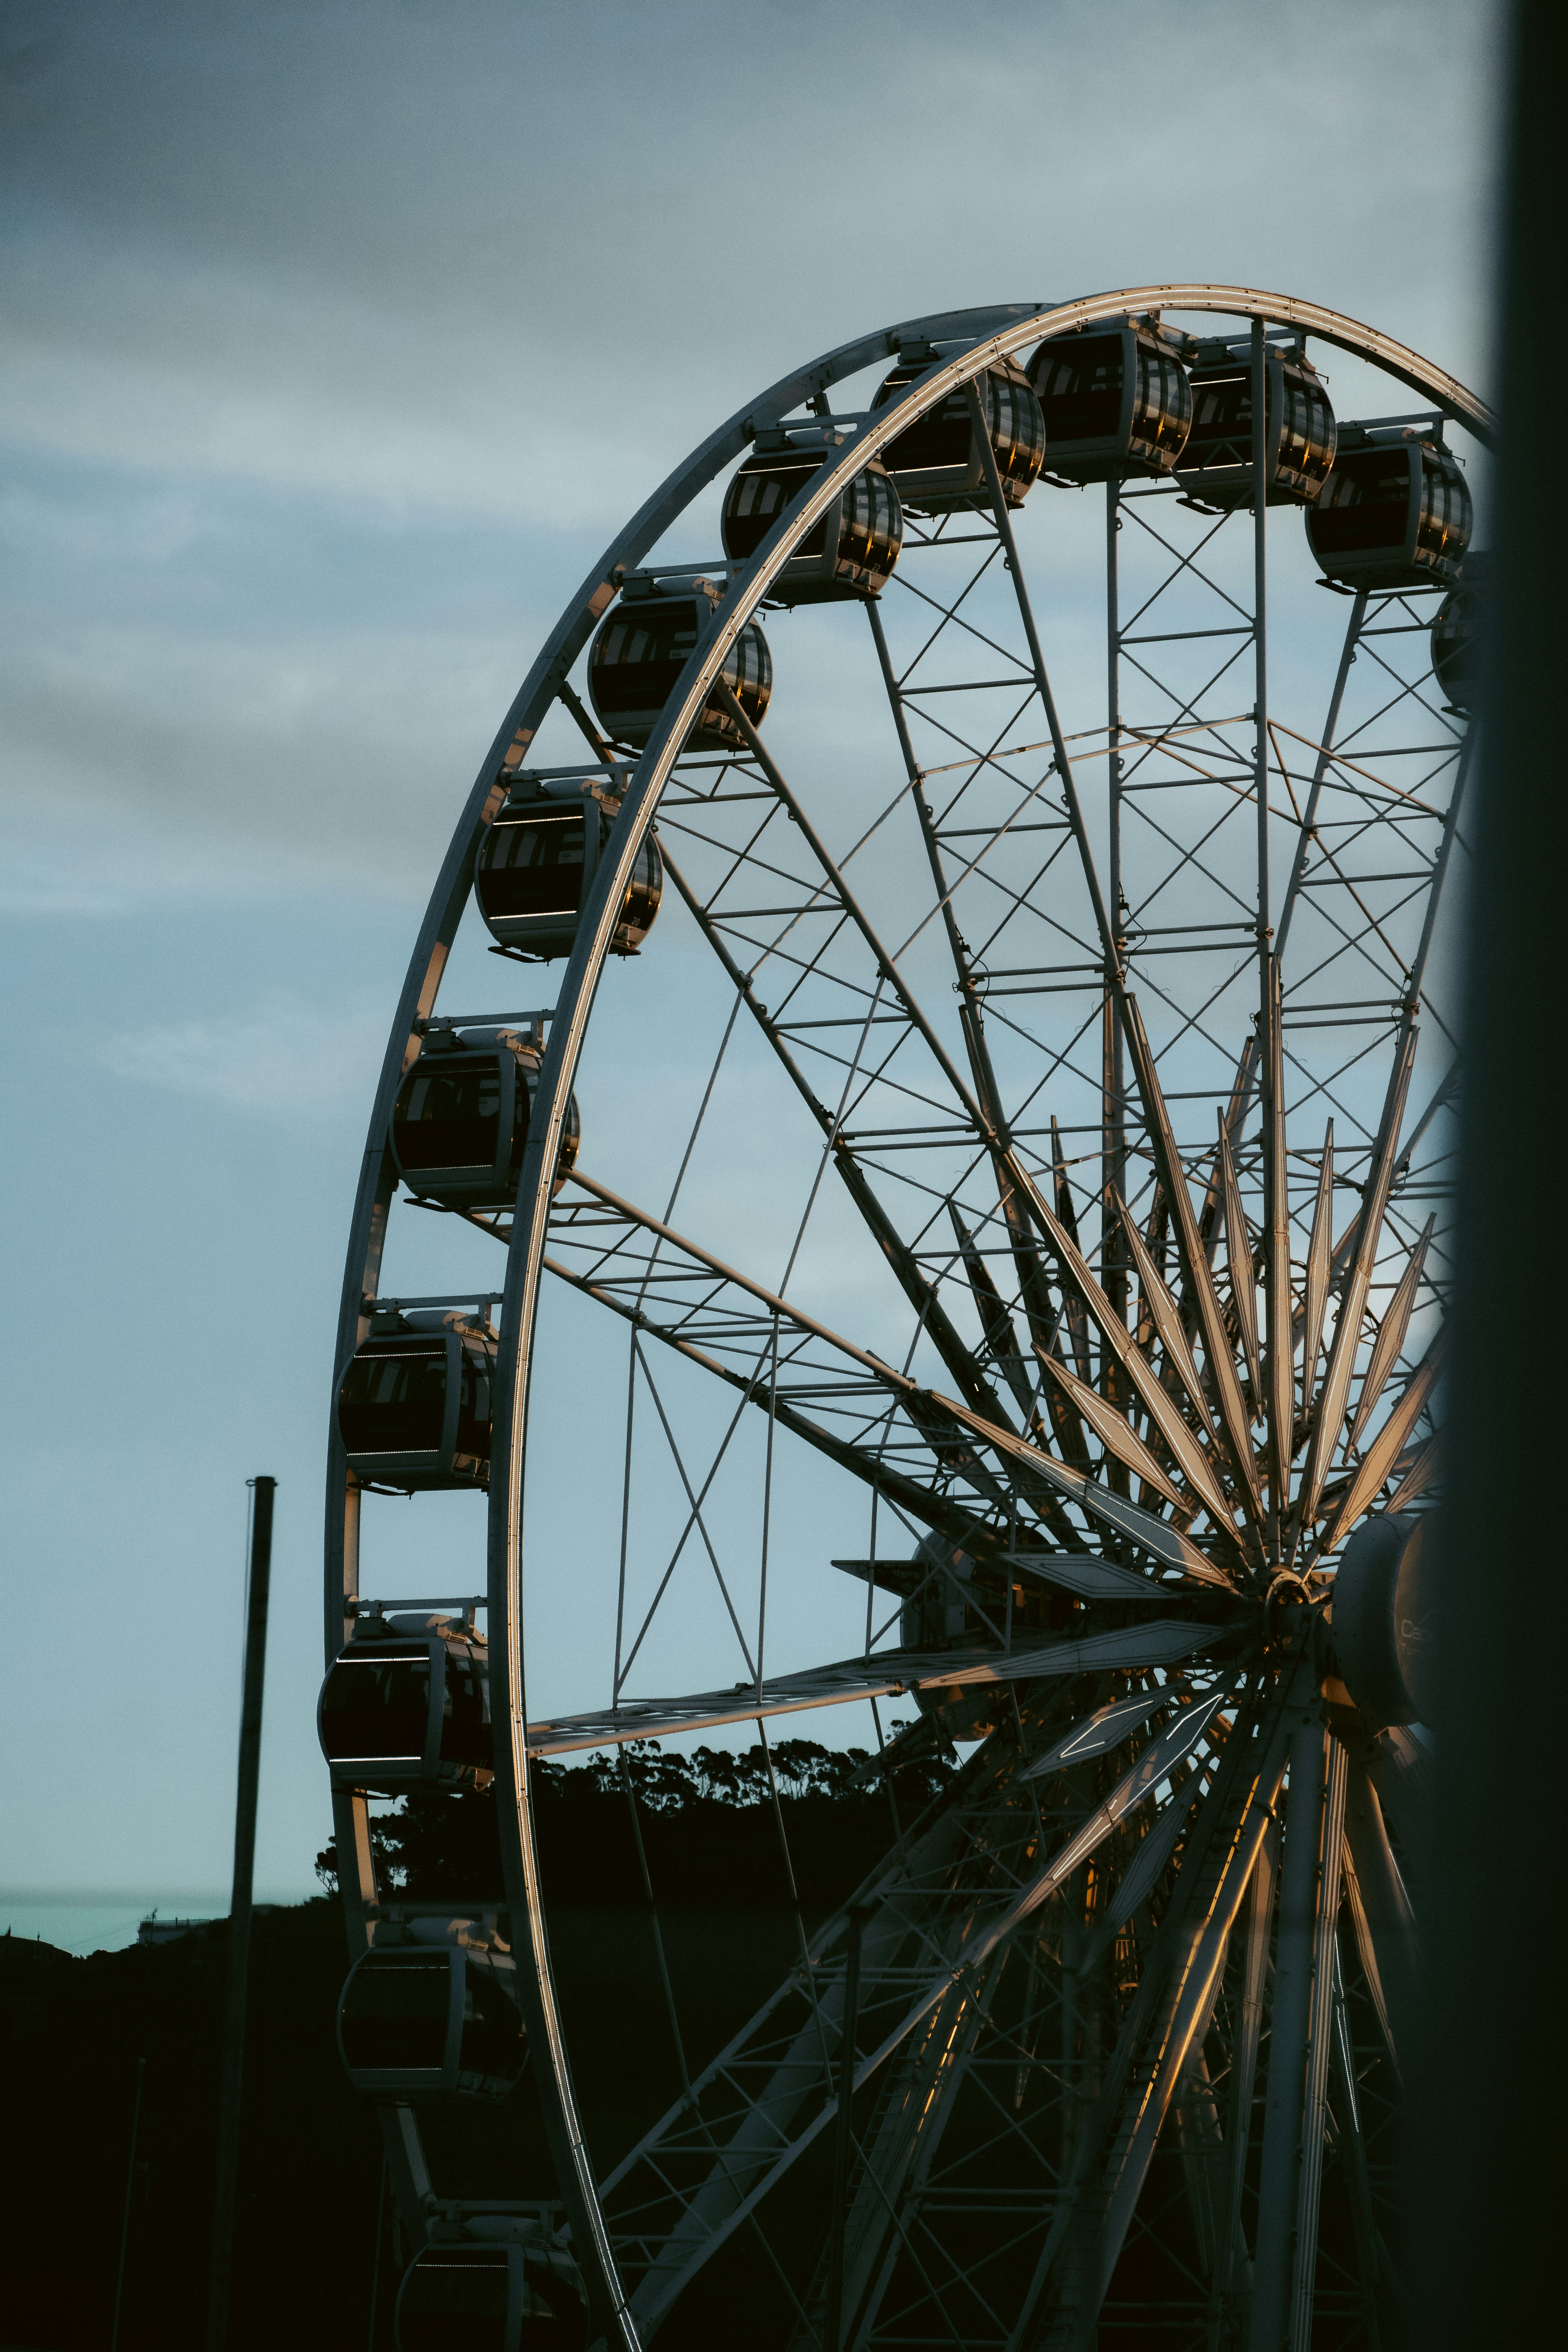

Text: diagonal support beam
xmin=659 ymin=845 xmax=1012 ymax=1430
xmin=1219 ymin=1111 xmax=1262 ymax=1411
xmin=1009 ymin=1106 xmax=1254 ymax=1560
xmin=1347 ymin=1214 xmax=1436 ymax=1448
xmin=1300 ymin=1122 xmax=1335 ymax=1415
xmin=1318 ymin=1327 xmax=1444 ymax=1555
xmin=709 ymin=679 xmax=994 ymax=1134
xmin=526 ymin=1617 xmax=1215 ymax=1755
xmin=551 ymin=1170 xmax=1238 ymax=1586
xmin=1117 ymin=995 xmax=1267 ymax=1544
xmin=1342 ymin=1764 xmax=1419 ymax=2071
xmin=1115 ymin=1189 xmax=1214 ymax=1442
xmin=542 ymin=1223 xmax=1221 ymax=1595
xmin=1293 ymin=1022 xmax=1419 ymax=1548
xmin=1008 ymin=1668 xmax=1299 ymax=2352
xmin=931 ymin=1388 xmax=1236 ymax=1584
xmin=1213 ymin=1811 xmax=1279 ymax=2328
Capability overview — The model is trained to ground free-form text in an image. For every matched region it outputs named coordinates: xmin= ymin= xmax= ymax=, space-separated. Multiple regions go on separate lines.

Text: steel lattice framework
xmin=325 ymin=287 xmax=1490 ymax=2351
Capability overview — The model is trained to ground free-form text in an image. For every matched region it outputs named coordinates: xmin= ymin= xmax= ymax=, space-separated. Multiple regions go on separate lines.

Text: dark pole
xmin=1415 ymin=0 xmax=1567 ymax=2339
xmin=109 ymin=2054 xmax=146 ymax=2352
xmin=823 ymin=1905 xmax=870 ymax=2352
xmin=206 ymin=1476 xmax=276 ymax=2352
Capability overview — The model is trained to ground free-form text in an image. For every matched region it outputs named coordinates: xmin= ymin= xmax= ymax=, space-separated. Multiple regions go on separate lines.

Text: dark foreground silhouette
xmin=0 ymin=1739 xmax=947 ymax=2352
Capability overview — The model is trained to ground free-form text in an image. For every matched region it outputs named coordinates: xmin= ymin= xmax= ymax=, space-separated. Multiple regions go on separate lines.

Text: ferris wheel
xmin=319 ymin=285 xmax=1487 ymax=2351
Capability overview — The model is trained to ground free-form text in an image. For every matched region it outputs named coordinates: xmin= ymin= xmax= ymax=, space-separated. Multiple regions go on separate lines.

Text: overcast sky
xmin=0 ymin=0 xmax=1503 ymax=1900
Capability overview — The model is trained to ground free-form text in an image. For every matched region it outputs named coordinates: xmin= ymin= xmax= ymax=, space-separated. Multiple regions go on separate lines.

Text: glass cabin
xmin=390 ymin=1027 xmax=581 ymax=1210
xmin=1175 ymin=339 xmax=1336 ymax=508
xmin=1307 ymin=425 xmax=1473 ymax=592
xmin=871 ymin=351 xmax=1045 ymax=514
xmin=720 ymin=432 xmax=902 ymax=603
xmin=338 ymin=1934 xmax=526 ymax=2100
xmin=587 ymin=575 xmax=771 ymax=753
xmin=474 ymin=779 xmax=662 ymax=962
xmin=319 ymin=1612 xmax=493 ymax=1794
xmin=336 ymin=1308 xmax=495 ymax=1490
xmin=1430 ymin=552 xmax=1485 ymax=711
xmin=1026 ymin=316 xmax=1192 ymax=482
xmin=396 ymin=2233 xmax=589 ymax=2352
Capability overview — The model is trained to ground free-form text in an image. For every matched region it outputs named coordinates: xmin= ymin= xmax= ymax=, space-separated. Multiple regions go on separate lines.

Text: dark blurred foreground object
xmin=208 ymin=1476 xmax=276 ymax=2352
xmin=1415 ymin=0 xmax=1568 ymax=2337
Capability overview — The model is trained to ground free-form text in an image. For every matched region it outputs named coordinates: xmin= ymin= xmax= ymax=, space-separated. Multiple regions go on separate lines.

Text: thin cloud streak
xmin=76 ymin=990 xmax=391 ymax=1117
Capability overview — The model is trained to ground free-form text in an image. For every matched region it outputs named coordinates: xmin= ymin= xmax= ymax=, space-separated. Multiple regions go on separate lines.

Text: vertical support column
xmin=1102 ymin=481 xmax=1129 ymax=1383
xmin=207 ymin=1475 xmax=276 ymax=2352
xmin=1213 ymin=1811 xmax=1277 ymax=2331
xmin=1261 ymin=960 xmax=1293 ymax=1552
xmin=1249 ymin=1713 xmax=1344 ymax=2352
xmin=1251 ymin=316 xmax=1271 ymax=1011
xmin=1059 ymin=1873 xmax=1083 ymax=2180
xmin=1287 ymin=1739 xmax=1347 ymax=2348
xmin=1249 ymin=319 xmax=1286 ymax=1565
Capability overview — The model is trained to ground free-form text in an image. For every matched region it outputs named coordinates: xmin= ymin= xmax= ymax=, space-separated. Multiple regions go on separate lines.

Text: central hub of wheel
xmin=1263 ymin=1571 xmax=1316 ymax=1660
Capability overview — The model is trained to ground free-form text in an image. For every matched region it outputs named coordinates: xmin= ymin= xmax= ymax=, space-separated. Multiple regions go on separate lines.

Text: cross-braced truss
xmin=325 ymin=290 xmax=1484 ymax=2352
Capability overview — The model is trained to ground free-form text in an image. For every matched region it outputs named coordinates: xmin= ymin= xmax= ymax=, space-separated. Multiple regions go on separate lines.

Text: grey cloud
xmin=0 ymin=617 xmax=518 ymax=908
xmin=3 ymin=0 xmax=1501 ymax=513
xmin=0 ymin=0 xmax=1501 ymax=910
xmin=74 ymin=988 xmax=393 ymax=1114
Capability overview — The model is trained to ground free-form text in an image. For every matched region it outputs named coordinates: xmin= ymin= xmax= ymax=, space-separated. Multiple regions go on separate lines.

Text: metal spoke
xmin=1250 ymin=1718 xmax=1348 ymax=2352
xmin=529 ymin=1618 xmax=1216 ymax=1755
xmin=1342 ymin=1765 xmax=1419 ymax=2069
xmin=1292 ymin=1025 xmax=1418 ymax=1546
xmin=1009 ymin=1668 xmax=1299 ymax=2351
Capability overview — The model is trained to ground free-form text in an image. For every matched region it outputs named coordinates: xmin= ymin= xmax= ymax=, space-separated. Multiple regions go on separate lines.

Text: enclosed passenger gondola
xmin=336 ymin=1307 xmax=496 ymax=1490
xmin=1307 ymin=422 xmax=1473 ymax=591
xmin=871 ymin=348 xmax=1045 ymax=514
xmin=1430 ymin=552 xmax=1485 ymax=711
xmin=319 ymin=1610 xmax=493 ymax=1793
xmin=1175 ymin=334 xmax=1336 ymax=508
xmin=338 ymin=1924 xmax=526 ymax=2100
xmin=390 ymin=1026 xmax=581 ymax=1209
xmin=474 ymin=773 xmax=662 ymax=963
xmin=587 ymin=573 xmax=771 ymax=753
xmin=396 ymin=2227 xmax=589 ymax=2351
xmin=720 ymin=429 xmax=902 ymax=603
xmin=1025 ymin=314 xmax=1192 ymax=482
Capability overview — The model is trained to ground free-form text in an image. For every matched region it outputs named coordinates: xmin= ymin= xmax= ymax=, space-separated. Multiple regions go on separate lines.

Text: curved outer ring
xmin=325 ymin=289 xmax=1490 ymax=2343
